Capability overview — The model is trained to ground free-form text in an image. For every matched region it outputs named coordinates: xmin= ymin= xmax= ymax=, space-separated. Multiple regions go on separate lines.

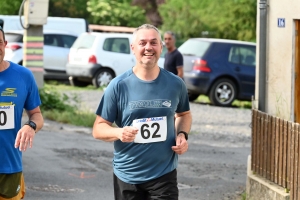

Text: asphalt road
xmin=22 ymin=90 xmax=252 ymax=200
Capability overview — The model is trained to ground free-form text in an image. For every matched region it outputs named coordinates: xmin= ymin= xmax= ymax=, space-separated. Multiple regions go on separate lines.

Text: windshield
xmin=178 ymin=39 xmax=211 ymax=57
xmin=72 ymin=34 xmax=96 ymax=49
xmin=5 ymin=33 xmax=23 ymax=43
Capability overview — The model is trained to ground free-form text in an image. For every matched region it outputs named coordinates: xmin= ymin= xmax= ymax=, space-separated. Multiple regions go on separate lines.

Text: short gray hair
xmin=132 ymin=24 xmax=162 ymax=44
xmin=164 ymin=31 xmax=176 ymax=40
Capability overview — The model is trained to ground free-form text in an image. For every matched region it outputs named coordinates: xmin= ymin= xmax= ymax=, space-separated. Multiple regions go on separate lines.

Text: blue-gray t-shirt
xmin=96 ymin=68 xmax=190 ymax=184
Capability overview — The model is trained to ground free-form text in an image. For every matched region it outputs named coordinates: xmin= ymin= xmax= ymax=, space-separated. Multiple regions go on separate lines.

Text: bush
xmin=38 ymin=85 xmax=95 ymax=127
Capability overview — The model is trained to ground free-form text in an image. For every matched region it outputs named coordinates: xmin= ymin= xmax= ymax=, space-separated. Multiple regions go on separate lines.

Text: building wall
xmin=256 ymin=0 xmax=300 ymax=120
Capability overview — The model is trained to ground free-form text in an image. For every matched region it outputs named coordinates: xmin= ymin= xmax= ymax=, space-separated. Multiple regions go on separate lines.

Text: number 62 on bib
xmin=133 ymin=116 xmax=167 ymax=143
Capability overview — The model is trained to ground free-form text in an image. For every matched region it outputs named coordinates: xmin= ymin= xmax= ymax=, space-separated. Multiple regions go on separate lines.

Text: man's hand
xmin=172 ymin=133 xmax=188 ymax=155
xmin=15 ymin=125 xmax=36 ymax=151
xmin=119 ymin=126 xmax=139 ymax=142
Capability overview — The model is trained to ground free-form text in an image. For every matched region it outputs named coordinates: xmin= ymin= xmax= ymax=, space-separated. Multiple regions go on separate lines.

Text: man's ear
xmin=130 ymin=44 xmax=134 ymax=54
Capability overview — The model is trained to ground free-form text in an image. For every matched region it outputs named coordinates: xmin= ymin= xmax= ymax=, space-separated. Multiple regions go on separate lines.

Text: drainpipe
xmin=258 ymin=0 xmax=267 ymax=112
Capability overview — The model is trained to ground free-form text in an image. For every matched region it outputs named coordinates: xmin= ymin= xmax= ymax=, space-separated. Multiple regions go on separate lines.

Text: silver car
xmin=4 ymin=30 xmax=78 ymax=80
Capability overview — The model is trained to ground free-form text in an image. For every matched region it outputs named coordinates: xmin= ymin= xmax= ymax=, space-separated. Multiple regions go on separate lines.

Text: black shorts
xmin=113 ymin=169 xmax=178 ymax=200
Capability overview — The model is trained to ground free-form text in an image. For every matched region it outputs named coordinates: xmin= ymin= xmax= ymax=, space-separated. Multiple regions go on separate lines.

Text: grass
xmin=40 ymin=82 xmax=252 ymax=128
xmin=42 ymin=109 xmax=95 ymax=127
xmin=194 ymin=95 xmax=252 ymax=109
xmin=44 ymin=80 xmax=104 ymax=91
xmin=40 ymin=83 xmax=98 ymax=128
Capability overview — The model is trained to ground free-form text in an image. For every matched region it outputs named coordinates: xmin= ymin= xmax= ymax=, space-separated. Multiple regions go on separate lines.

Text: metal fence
xmin=251 ymin=109 xmax=300 ymax=199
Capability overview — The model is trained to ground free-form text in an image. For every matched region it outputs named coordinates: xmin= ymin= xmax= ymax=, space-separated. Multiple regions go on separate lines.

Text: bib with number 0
xmin=0 ymin=105 xmax=15 ymax=130
xmin=133 ymin=116 xmax=167 ymax=143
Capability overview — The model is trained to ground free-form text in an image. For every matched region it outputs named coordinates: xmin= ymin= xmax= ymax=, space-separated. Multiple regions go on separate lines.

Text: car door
xmin=227 ymin=45 xmax=256 ymax=98
xmin=100 ymin=37 xmax=135 ymax=76
xmin=43 ymin=34 xmax=76 ymax=72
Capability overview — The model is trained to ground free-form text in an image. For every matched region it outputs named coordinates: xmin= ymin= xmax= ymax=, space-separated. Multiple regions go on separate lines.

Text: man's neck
xmin=0 ymin=60 xmax=8 ymax=72
xmin=133 ymin=64 xmax=160 ymax=81
xmin=167 ymin=46 xmax=176 ymax=53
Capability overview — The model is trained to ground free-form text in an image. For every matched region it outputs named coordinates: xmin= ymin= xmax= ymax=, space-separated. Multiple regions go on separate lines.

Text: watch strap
xmin=24 ymin=120 xmax=37 ymax=131
xmin=177 ymin=131 xmax=188 ymax=140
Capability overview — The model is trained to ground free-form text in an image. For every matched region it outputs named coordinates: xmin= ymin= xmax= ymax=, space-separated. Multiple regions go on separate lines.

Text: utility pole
xmin=23 ymin=0 xmax=49 ymax=88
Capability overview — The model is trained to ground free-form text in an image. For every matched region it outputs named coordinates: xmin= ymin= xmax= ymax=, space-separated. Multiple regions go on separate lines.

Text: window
xmin=44 ymin=35 xmax=59 ymax=47
xmin=178 ymin=39 xmax=211 ymax=57
xmin=72 ymin=34 xmax=95 ymax=49
xmin=60 ymin=35 xmax=77 ymax=48
xmin=229 ymin=46 xmax=256 ymax=66
xmin=103 ymin=38 xmax=130 ymax=54
xmin=5 ymin=33 xmax=23 ymax=43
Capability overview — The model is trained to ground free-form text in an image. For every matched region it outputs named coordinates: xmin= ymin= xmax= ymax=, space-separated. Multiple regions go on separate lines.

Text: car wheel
xmin=188 ymin=92 xmax=199 ymax=102
xmin=69 ymin=77 xmax=90 ymax=87
xmin=92 ymin=69 xmax=114 ymax=88
xmin=209 ymin=78 xmax=237 ymax=107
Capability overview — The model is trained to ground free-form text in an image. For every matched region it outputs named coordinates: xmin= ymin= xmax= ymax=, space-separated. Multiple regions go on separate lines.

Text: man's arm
xmin=92 ymin=115 xmax=138 ymax=142
xmin=176 ymin=66 xmax=184 ymax=78
xmin=15 ymin=107 xmax=44 ymax=151
xmin=172 ymin=110 xmax=192 ymax=155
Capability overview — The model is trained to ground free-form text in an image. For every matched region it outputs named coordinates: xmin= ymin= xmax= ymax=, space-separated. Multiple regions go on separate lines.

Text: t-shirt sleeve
xmin=176 ymin=51 xmax=184 ymax=68
xmin=95 ymin=82 xmax=118 ymax=123
xmin=24 ymin=70 xmax=41 ymax=111
xmin=176 ymin=79 xmax=190 ymax=113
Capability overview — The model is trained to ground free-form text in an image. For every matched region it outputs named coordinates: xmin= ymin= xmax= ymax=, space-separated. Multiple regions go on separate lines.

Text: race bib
xmin=0 ymin=105 xmax=15 ymax=130
xmin=133 ymin=116 xmax=167 ymax=143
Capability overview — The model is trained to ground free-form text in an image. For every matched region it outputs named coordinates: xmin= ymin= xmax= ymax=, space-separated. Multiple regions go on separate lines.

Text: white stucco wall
xmin=256 ymin=0 xmax=300 ymax=120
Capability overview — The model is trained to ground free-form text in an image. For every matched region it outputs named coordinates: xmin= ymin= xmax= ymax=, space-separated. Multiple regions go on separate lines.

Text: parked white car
xmin=4 ymin=30 xmax=78 ymax=80
xmin=66 ymin=32 xmax=165 ymax=87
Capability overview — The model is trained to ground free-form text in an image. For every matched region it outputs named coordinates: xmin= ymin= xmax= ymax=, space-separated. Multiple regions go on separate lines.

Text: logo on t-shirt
xmin=129 ymin=99 xmax=172 ymax=110
xmin=1 ymin=88 xmax=17 ymax=97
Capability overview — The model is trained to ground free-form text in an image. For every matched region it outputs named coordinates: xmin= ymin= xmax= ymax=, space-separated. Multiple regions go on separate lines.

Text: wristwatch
xmin=24 ymin=120 xmax=37 ymax=131
xmin=177 ymin=131 xmax=188 ymax=141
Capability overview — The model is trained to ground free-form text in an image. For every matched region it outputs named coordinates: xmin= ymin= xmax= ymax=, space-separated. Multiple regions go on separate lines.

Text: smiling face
xmin=131 ymin=27 xmax=163 ymax=69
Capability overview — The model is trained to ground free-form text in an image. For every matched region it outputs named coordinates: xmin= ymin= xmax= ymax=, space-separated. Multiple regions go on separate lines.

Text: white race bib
xmin=133 ymin=116 xmax=167 ymax=143
xmin=0 ymin=105 xmax=15 ymax=130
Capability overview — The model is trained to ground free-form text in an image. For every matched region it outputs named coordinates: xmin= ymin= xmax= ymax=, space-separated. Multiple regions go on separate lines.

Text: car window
xmin=103 ymin=38 xmax=130 ymax=54
xmin=5 ymin=33 xmax=23 ymax=43
xmin=178 ymin=39 xmax=210 ymax=57
xmin=240 ymin=46 xmax=256 ymax=66
xmin=60 ymin=35 xmax=77 ymax=48
xmin=229 ymin=46 xmax=256 ymax=66
xmin=72 ymin=34 xmax=95 ymax=49
xmin=44 ymin=34 xmax=59 ymax=47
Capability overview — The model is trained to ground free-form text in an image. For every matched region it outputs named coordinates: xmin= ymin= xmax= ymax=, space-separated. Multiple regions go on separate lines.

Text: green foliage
xmin=42 ymin=109 xmax=95 ymax=127
xmin=39 ymin=85 xmax=95 ymax=127
xmin=159 ymin=0 xmax=257 ymax=42
xmin=87 ymin=0 xmax=146 ymax=27
xmin=39 ymin=85 xmax=77 ymax=111
xmin=48 ymin=0 xmax=91 ymax=20
xmin=0 ymin=1 xmax=22 ymax=15
xmin=159 ymin=0 xmax=209 ymax=39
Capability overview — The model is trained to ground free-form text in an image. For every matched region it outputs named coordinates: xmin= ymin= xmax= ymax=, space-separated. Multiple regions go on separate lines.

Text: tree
xmin=87 ymin=0 xmax=146 ymax=27
xmin=48 ymin=0 xmax=91 ymax=20
xmin=0 ymin=1 xmax=22 ymax=15
xmin=159 ymin=0 xmax=257 ymax=42
xmin=132 ymin=0 xmax=165 ymax=27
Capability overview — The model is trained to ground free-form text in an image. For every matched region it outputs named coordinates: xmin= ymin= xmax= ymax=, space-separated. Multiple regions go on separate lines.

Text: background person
xmin=92 ymin=24 xmax=192 ymax=200
xmin=0 ymin=27 xmax=44 ymax=200
xmin=163 ymin=31 xmax=184 ymax=79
